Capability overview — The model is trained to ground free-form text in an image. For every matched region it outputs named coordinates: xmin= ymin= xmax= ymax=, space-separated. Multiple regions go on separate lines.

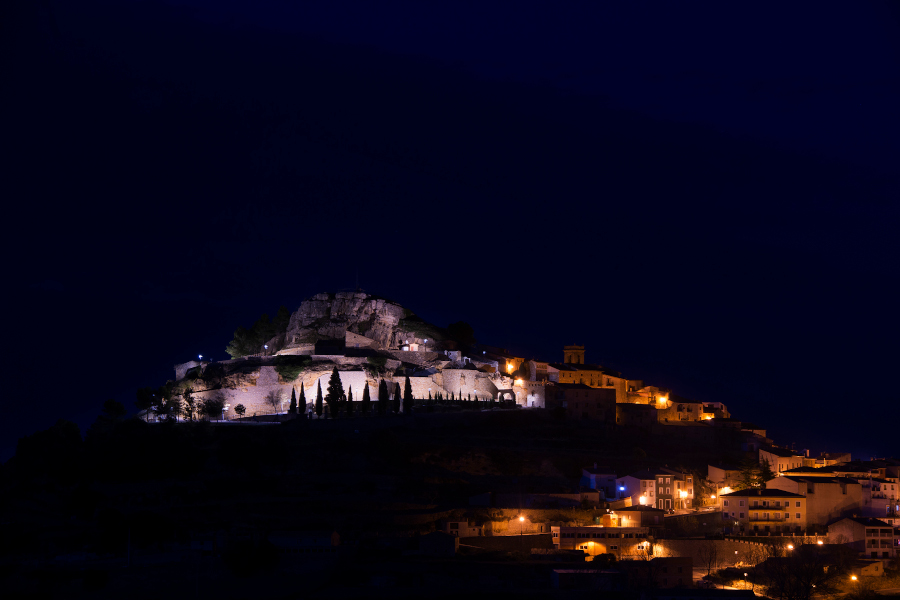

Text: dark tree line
xmin=225 ymin=305 xmax=291 ymax=358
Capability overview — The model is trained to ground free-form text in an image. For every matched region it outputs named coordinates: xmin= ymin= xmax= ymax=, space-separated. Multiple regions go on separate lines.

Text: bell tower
xmin=564 ymin=344 xmax=585 ymax=365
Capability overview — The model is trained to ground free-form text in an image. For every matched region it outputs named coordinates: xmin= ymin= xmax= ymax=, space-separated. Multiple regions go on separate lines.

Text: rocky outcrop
xmin=282 ymin=292 xmax=439 ymax=351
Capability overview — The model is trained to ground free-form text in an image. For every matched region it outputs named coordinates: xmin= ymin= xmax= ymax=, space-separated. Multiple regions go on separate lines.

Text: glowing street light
xmin=787 ymin=544 xmax=794 ymax=550
xmin=817 ymin=540 xmax=824 ymax=545
xmin=851 ymin=575 xmax=858 ymax=581
xmin=198 ymin=354 xmax=203 ymax=360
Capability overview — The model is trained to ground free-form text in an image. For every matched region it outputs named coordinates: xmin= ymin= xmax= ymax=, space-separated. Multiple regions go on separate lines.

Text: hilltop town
xmin=162 ymin=291 xmax=734 ymax=427
xmin=4 ymin=292 xmax=898 ymax=598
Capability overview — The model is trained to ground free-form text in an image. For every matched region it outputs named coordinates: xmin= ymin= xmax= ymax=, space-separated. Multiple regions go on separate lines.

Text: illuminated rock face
xmin=283 ymin=292 xmax=415 ymax=351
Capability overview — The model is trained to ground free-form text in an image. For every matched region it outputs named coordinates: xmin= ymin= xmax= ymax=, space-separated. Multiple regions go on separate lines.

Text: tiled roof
xmin=720 ymin=488 xmax=805 ymax=498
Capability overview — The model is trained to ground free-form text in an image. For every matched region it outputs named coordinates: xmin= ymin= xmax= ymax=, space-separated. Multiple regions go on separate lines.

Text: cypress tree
xmin=428 ymin=390 xmax=432 ymax=402
xmin=289 ymin=387 xmax=298 ymax=414
xmin=325 ymin=367 xmax=344 ymax=419
xmin=347 ymin=386 xmax=354 ymax=417
xmin=362 ymin=383 xmax=371 ymax=415
xmin=378 ymin=379 xmax=389 ymax=416
xmin=467 ymin=393 xmax=471 ymax=402
xmin=315 ymin=380 xmax=324 ymax=418
xmin=392 ymin=383 xmax=401 ymax=414
xmin=299 ymin=382 xmax=307 ymax=415
xmin=403 ymin=376 xmax=413 ymax=415
xmin=451 ymin=392 xmax=455 ymax=402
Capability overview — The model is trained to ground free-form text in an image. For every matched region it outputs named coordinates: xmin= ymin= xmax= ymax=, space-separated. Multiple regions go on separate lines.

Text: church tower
xmin=564 ymin=344 xmax=585 ymax=365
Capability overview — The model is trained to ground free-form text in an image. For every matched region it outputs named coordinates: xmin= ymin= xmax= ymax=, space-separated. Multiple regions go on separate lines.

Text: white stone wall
xmin=437 ymin=369 xmax=499 ymax=399
xmin=174 ymin=360 xmax=202 ymax=381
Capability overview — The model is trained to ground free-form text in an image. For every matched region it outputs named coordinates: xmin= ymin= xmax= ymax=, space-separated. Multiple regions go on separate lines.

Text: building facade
xmin=719 ymin=488 xmax=808 ymax=535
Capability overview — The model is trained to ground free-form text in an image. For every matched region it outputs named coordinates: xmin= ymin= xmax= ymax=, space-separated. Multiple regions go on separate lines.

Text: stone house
xmin=617 ymin=469 xmax=694 ymax=511
xmin=828 ymin=517 xmax=897 ymax=560
xmin=718 ymin=488 xmax=808 ymax=535
xmin=615 ymin=506 xmax=667 ymax=537
xmin=551 ymin=525 xmax=651 ymax=559
xmin=657 ymin=397 xmax=706 ymax=423
xmin=443 ymin=518 xmax=483 ymax=537
xmin=708 ymin=464 xmax=742 ymax=493
xmin=759 ymin=447 xmax=806 ymax=475
xmin=765 ymin=475 xmax=863 ymax=526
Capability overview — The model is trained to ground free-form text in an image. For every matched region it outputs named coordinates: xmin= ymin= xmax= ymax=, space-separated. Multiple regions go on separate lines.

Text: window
xmin=796 ymin=513 xmax=801 ymax=519
xmin=796 ymin=502 xmax=801 ymax=508
xmin=689 ymin=488 xmax=693 ymax=495
xmin=610 ymin=545 xmax=618 ymax=550
xmin=552 ymin=532 xmax=558 ymax=538
xmin=724 ymin=500 xmax=729 ymax=507
xmin=739 ymin=500 xmax=745 ymax=507
xmin=666 ymin=488 xmax=671 ymax=495
xmin=753 ymin=501 xmax=759 ymax=507
xmin=450 ymin=523 xmax=459 ymax=530
xmin=666 ymin=478 xmax=671 ymax=484
xmin=739 ymin=513 xmax=745 ymax=518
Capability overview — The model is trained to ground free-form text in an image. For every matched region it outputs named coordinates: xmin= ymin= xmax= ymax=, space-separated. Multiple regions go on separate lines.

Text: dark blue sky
xmin=3 ymin=0 xmax=898 ymax=461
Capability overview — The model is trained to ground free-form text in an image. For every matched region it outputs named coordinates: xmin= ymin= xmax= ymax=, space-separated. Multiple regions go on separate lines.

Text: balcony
xmin=749 ymin=516 xmax=785 ymax=522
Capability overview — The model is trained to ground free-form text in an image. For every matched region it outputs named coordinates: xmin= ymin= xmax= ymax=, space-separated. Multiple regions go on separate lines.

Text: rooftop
xmin=548 ymin=362 xmax=609 ymax=373
xmin=777 ymin=475 xmax=860 ymax=485
xmin=763 ymin=446 xmax=805 ymax=458
xmin=833 ymin=517 xmax=894 ymax=528
xmin=720 ymin=488 xmax=805 ymax=498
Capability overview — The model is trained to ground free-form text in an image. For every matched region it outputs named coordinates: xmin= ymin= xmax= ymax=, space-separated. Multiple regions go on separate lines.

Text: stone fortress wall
xmin=169 ymin=292 xmax=546 ymax=418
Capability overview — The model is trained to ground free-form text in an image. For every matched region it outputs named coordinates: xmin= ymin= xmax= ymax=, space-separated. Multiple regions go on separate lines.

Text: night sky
xmin=3 ymin=0 xmax=898 ymax=462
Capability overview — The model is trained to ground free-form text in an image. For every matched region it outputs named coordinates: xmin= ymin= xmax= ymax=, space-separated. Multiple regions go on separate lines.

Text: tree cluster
xmin=225 ymin=305 xmax=291 ymax=358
